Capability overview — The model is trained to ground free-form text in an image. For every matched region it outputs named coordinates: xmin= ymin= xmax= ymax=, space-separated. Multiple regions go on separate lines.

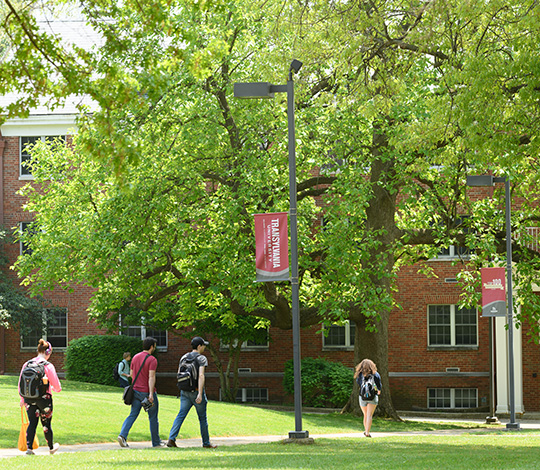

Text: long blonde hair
xmin=354 ymin=358 xmax=377 ymax=379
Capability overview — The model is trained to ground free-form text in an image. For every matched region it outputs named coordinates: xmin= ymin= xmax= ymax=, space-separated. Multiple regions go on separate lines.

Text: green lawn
xmin=1 ymin=375 xmax=485 ymax=449
xmin=4 ymin=435 xmax=540 ymax=469
xmin=5 ymin=375 xmax=537 ymax=469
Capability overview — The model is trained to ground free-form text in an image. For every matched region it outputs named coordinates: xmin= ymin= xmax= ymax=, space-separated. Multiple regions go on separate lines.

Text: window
xmin=434 ymin=216 xmax=471 ymax=259
xmin=220 ymin=328 xmax=270 ymax=351
xmin=428 ymin=388 xmax=478 ymax=409
xmin=428 ymin=305 xmax=477 ymax=346
xmin=323 ymin=321 xmax=355 ymax=349
xmin=21 ymin=308 xmax=68 ymax=349
xmin=437 ymin=245 xmax=470 ymax=258
xmin=20 ymin=222 xmax=36 ymax=255
xmin=244 ymin=328 xmax=269 ymax=349
xmin=122 ymin=325 xmax=167 ymax=350
xmin=20 ymin=135 xmax=65 ymax=177
xmin=234 ymin=388 xmax=269 ymax=403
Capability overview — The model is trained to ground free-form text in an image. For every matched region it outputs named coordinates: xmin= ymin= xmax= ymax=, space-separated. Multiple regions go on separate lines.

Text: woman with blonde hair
xmin=354 ymin=358 xmax=382 ymax=437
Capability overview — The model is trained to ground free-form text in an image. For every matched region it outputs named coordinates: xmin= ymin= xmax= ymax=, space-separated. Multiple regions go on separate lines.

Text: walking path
xmin=3 ymin=417 xmax=540 ymax=459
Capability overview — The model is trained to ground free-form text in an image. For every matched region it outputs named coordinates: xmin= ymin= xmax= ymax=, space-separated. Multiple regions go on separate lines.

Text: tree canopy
xmin=4 ymin=0 xmax=540 ymax=417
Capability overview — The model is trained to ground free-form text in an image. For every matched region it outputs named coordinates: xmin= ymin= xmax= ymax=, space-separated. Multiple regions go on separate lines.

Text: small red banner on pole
xmin=254 ymin=212 xmax=289 ymax=282
xmin=481 ymin=267 xmax=506 ymax=317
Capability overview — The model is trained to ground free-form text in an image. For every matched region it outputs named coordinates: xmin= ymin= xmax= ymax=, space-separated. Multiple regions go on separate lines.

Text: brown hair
xmin=123 ymin=352 xmax=131 ymax=360
xmin=37 ymin=339 xmax=52 ymax=355
xmin=354 ymin=358 xmax=377 ymax=379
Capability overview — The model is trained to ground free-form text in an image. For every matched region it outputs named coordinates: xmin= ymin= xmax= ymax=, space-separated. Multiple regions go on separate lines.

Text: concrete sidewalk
xmin=3 ymin=418 xmax=540 ymax=459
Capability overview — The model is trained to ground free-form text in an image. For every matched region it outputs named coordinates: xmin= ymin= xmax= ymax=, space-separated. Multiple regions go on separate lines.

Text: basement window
xmin=235 ymin=388 xmax=269 ymax=403
xmin=428 ymin=388 xmax=478 ymax=409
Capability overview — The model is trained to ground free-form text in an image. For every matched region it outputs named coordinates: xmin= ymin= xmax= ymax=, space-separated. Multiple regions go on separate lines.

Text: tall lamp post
xmin=466 ymin=174 xmax=520 ymax=429
xmin=234 ymin=60 xmax=309 ymax=439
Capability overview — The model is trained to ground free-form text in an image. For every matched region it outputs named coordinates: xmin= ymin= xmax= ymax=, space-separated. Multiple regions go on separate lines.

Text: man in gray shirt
xmin=167 ymin=336 xmax=217 ymax=448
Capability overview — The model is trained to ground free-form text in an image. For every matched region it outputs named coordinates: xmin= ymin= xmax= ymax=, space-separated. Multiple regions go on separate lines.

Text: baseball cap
xmin=191 ymin=336 xmax=209 ymax=348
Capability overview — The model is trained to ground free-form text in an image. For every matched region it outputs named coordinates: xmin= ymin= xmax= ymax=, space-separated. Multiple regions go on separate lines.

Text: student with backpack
xmin=115 ymin=352 xmax=131 ymax=388
xmin=355 ymin=358 xmax=382 ymax=438
xmin=18 ymin=339 xmax=62 ymax=455
xmin=167 ymin=336 xmax=217 ymax=449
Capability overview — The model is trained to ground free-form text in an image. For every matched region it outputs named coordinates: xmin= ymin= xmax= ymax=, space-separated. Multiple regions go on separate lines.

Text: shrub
xmin=65 ymin=335 xmax=143 ymax=386
xmin=283 ymin=357 xmax=354 ymax=408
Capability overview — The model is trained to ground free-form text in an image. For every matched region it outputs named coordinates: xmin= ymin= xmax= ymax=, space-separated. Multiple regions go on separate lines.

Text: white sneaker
xmin=50 ymin=443 xmax=60 ymax=454
xmin=26 ymin=449 xmax=35 ymax=455
xmin=117 ymin=435 xmax=129 ymax=448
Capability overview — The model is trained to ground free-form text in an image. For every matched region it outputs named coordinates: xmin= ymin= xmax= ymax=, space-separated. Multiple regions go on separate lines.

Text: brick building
xmin=1 ymin=102 xmax=540 ymax=416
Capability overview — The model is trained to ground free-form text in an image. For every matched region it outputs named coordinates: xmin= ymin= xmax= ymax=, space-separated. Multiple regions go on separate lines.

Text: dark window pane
xmin=20 ymin=136 xmax=39 ymax=176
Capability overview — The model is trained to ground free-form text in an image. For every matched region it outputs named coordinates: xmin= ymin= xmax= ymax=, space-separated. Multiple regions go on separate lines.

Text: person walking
xmin=118 ymin=337 xmax=165 ymax=448
xmin=18 ymin=339 xmax=62 ymax=455
xmin=167 ymin=336 xmax=217 ymax=449
xmin=354 ymin=358 xmax=382 ymax=438
xmin=117 ymin=352 xmax=131 ymax=388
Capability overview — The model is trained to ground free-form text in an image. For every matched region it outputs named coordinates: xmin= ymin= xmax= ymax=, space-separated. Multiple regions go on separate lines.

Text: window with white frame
xmin=20 ymin=135 xmax=66 ymax=177
xmin=220 ymin=328 xmax=269 ymax=351
xmin=428 ymin=388 xmax=478 ymax=409
xmin=428 ymin=305 xmax=477 ymax=346
xmin=234 ymin=388 xmax=269 ymax=402
xmin=122 ymin=324 xmax=167 ymax=349
xmin=323 ymin=321 xmax=355 ymax=349
xmin=21 ymin=308 xmax=68 ymax=349
xmin=437 ymin=245 xmax=470 ymax=258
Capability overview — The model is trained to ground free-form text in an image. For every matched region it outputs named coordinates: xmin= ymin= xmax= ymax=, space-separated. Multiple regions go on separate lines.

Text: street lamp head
xmin=234 ymin=82 xmax=274 ymax=99
xmin=290 ymin=59 xmax=303 ymax=74
xmin=466 ymin=175 xmax=494 ymax=187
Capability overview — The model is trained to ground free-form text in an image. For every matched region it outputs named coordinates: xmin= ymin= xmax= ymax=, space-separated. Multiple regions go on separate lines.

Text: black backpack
xmin=176 ymin=352 xmax=200 ymax=392
xmin=19 ymin=360 xmax=49 ymax=400
xmin=360 ymin=373 xmax=377 ymax=401
xmin=113 ymin=362 xmax=121 ymax=381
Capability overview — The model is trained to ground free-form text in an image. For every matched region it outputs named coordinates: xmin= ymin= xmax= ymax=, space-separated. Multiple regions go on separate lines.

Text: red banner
xmin=481 ymin=267 xmax=506 ymax=317
xmin=254 ymin=212 xmax=289 ymax=282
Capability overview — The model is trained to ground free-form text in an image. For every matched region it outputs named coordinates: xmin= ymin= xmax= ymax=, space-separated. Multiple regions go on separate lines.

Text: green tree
xmin=176 ymin=314 xmax=270 ymax=402
xmin=277 ymin=0 xmax=540 ymax=416
xmin=0 ymin=225 xmax=57 ymax=335
xmin=6 ymin=0 xmax=540 ymax=421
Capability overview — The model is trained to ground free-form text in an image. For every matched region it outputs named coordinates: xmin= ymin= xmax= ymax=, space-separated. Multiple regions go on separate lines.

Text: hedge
xmin=64 ymin=335 xmax=143 ymax=386
xmin=283 ymin=357 xmax=354 ymax=408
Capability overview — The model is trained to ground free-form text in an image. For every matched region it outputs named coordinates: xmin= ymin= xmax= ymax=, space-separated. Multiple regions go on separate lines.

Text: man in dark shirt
xmin=167 ymin=336 xmax=217 ymax=448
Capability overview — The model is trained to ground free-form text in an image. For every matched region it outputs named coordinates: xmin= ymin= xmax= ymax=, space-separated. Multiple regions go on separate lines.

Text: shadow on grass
xmin=62 ymin=436 xmax=540 ymax=470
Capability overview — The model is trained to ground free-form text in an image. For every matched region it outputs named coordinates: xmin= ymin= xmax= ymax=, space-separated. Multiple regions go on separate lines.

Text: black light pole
xmin=235 ymin=60 xmax=309 ymax=439
xmin=466 ymin=175 xmax=520 ymax=429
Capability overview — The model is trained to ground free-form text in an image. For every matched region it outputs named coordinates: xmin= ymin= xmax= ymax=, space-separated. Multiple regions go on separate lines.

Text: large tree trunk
xmin=341 ymin=122 xmax=402 ymax=421
xmin=342 ymin=310 xmax=401 ymax=420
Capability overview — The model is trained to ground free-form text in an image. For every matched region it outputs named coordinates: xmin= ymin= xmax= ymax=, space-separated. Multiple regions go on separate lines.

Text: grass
xmin=4 ymin=435 xmax=540 ymax=469
xmin=0 ymin=375 xmax=484 ymax=449
xmin=5 ymin=375 xmax=538 ymax=469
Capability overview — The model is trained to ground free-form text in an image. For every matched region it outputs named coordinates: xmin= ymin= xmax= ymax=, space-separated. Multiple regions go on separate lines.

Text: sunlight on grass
xmin=4 ymin=435 xmax=540 ymax=470
xmin=1 ymin=375 xmax=493 ymax=450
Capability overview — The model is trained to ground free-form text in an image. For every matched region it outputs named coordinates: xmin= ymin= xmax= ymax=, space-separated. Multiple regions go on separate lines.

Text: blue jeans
xmin=118 ymin=377 xmax=129 ymax=388
xmin=169 ymin=390 xmax=210 ymax=446
xmin=120 ymin=390 xmax=161 ymax=447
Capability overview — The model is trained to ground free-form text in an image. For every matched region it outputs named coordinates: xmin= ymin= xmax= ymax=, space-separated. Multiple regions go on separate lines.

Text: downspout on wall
xmin=0 ymin=135 xmax=6 ymax=375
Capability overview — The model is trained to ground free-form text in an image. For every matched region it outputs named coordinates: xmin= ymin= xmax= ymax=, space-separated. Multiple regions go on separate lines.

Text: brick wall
xmin=3 ymin=132 xmax=540 ymax=411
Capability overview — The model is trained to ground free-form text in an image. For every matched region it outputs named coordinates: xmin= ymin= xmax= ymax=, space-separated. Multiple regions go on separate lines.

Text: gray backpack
xmin=19 ymin=360 xmax=49 ymax=399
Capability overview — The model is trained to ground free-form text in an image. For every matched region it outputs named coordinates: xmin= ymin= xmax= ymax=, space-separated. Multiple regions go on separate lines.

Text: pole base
xmin=288 ymin=430 xmax=310 ymax=439
xmin=485 ymin=416 xmax=500 ymax=424
xmin=506 ymin=422 xmax=521 ymax=430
